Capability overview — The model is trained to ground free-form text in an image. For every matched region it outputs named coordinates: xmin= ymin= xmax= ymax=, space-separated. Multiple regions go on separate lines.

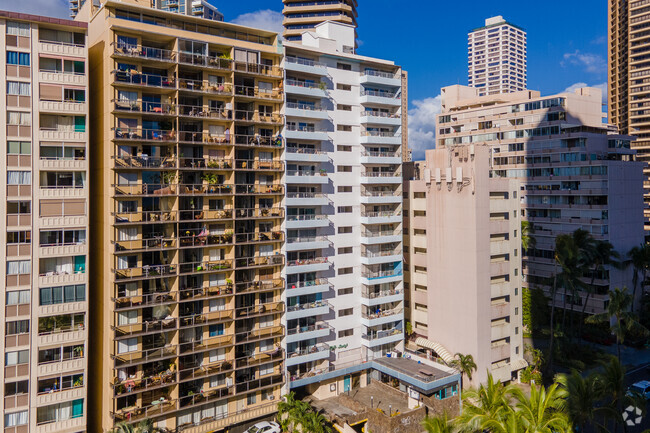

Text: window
xmin=247 ymin=393 xmax=256 ymax=405
xmin=413 ymin=229 xmax=426 ymax=236
xmin=338 ymin=267 xmax=353 ymax=275
xmin=414 ymin=210 xmax=426 ymax=217
xmin=7 ymin=141 xmax=31 ymax=155
xmin=36 ymin=399 xmax=84 ymax=425
xmin=337 ymin=166 xmax=352 ymax=172
xmin=7 ymin=82 xmax=30 ymax=96
xmin=337 ymin=287 xmax=353 ymax=296
xmin=515 ymin=307 xmax=519 ymax=315
xmin=414 ymin=285 xmax=427 ymax=293
xmin=7 ymin=260 xmax=30 ymax=275
xmin=209 ymin=324 xmax=224 ymax=337
xmin=4 ymin=411 xmax=28 ymax=427
xmin=6 ymin=52 xmax=30 ymax=66
xmin=259 ymin=363 xmax=274 ymax=376
xmin=414 ymin=266 xmax=427 ymax=274
xmin=338 ymin=329 xmax=353 ymax=338
xmin=338 ymin=226 xmax=352 ymax=234
xmin=7 ymin=171 xmax=31 ymax=185
xmin=339 ymin=308 xmax=353 ymax=317
xmin=337 ymin=186 xmax=352 ymax=193
xmin=6 ymin=290 xmax=30 ymax=306
xmin=117 ymin=338 xmax=137 ymax=354
xmin=338 ymin=104 xmax=352 ymax=111
xmin=7 ymin=112 xmax=31 ymax=126
xmin=515 ymin=288 xmax=518 ymax=296
xmin=5 ymin=380 xmax=28 ymax=396
xmin=337 ymin=125 xmax=352 ymax=132
xmin=515 ymin=327 xmax=519 ymax=335
xmin=337 ymin=206 xmax=352 ymax=213
xmin=338 ymin=247 xmax=352 ymax=255
xmin=5 ymin=350 xmax=29 ymax=366
xmin=39 ymin=285 xmax=85 ymax=305
xmin=414 ymin=247 xmax=427 ymax=255
xmin=7 ymin=231 xmax=30 ymax=244
xmin=7 ymin=21 xmax=30 ymax=37
xmin=415 ymin=322 xmax=428 ymax=330
xmin=414 ymin=192 xmax=426 ymax=199
xmin=515 ymin=346 xmax=520 ymax=355
xmin=337 ymin=62 xmax=352 ymax=71
xmin=415 ymin=303 xmax=428 ymax=312
xmin=6 ymin=320 xmax=29 ymax=335
xmin=336 ymin=83 xmax=351 ymax=91
xmin=337 ymin=145 xmax=352 ymax=152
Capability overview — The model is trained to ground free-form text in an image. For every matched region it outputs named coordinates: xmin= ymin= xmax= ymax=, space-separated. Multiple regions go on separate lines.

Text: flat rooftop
xmin=309 ymin=381 xmax=410 ymax=417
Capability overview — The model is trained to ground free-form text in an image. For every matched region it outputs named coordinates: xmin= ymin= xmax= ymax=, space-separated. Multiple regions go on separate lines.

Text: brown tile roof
xmin=0 ymin=10 xmax=87 ymax=29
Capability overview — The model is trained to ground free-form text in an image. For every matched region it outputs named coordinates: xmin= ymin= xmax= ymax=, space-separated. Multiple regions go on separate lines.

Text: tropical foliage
xmin=277 ymin=392 xmax=334 ymax=433
xmin=449 ymin=353 xmax=477 ymax=388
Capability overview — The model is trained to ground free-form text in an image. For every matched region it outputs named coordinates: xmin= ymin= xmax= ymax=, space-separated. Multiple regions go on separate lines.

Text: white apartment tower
xmin=283 ymin=22 xmax=405 ymax=395
xmin=468 ymin=16 xmax=527 ymax=97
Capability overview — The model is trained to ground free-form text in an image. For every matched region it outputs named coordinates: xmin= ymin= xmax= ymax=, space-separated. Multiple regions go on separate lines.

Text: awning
xmin=511 ymin=358 xmax=528 ymax=371
xmin=414 ymin=337 xmax=455 ymax=365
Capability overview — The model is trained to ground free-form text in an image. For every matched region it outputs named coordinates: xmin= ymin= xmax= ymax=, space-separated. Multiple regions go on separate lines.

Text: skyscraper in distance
xmin=282 ymin=0 xmax=358 ymax=46
xmin=468 ymin=16 xmax=527 ymax=97
xmin=70 ymin=0 xmax=223 ymax=21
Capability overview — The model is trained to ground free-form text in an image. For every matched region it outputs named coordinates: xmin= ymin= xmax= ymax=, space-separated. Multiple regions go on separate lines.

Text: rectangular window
xmin=7 ymin=21 xmax=30 ymax=37
xmin=6 ymin=320 xmax=29 ymax=335
xmin=338 ymin=226 xmax=352 ymax=234
xmin=414 ymin=247 xmax=427 ymax=255
xmin=337 ymin=63 xmax=352 ymax=71
xmin=7 ymin=82 xmax=30 ymax=96
xmin=337 ymin=125 xmax=352 ymax=132
xmin=338 ymin=247 xmax=352 ymax=255
xmin=337 ymin=104 xmax=352 ymax=111
xmin=414 ymin=266 xmax=427 ymax=274
xmin=6 ymin=52 xmax=30 ymax=66
xmin=336 ymin=83 xmax=351 ymax=91
xmin=4 ymin=411 xmax=28 ymax=427
xmin=337 ymin=166 xmax=352 ymax=172
xmin=7 ymin=260 xmax=30 ymax=275
xmin=337 ymin=186 xmax=352 ymax=192
xmin=414 ymin=192 xmax=426 ymax=199
xmin=7 ymin=141 xmax=31 ymax=155
xmin=338 ymin=329 xmax=353 ymax=338
xmin=338 ymin=267 xmax=353 ymax=275
xmin=414 ymin=285 xmax=427 ymax=293
xmin=5 ymin=350 xmax=29 ymax=366
xmin=6 ymin=290 xmax=30 ymax=306
xmin=337 ymin=145 xmax=352 ymax=152
xmin=413 ymin=229 xmax=426 ymax=236
xmin=7 ymin=112 xmax=31 ymax=126
xmin=339 ymin=308 xmax=353 ymax=317
xmin=415 ymin=303 xmax=428 ymax=312
xmin=414 ymin=210 xmax=426 ymax=217
xmin=337 ymin=287 xmax=353 ymax=296
xmin=39 ymin=285 xmax=85 ymax=305
xmin=337 ymin=206 xmax=352 ymax=213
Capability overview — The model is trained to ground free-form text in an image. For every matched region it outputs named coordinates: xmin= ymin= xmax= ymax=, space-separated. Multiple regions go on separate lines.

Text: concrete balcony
xmin=360 ymin=113 xmax=402 ymax=126
xmin=360 ymin=212 xmax=401 ymax=225
xmin=360 ymin=132 xmax=402 ymax=145
xmin=286 ymin=170 xmax=329 ymax=184
xmin=286 ymin=258 xmax=331 ymax=274
xmin=360 ymin=91 xmax=401 ymax=107
xmin=286 ymin=279 xmax=331 ymax=297
xmin=286 ymin=103 xmax=329 ymax=120
xmin=361 ymin=330 xmax=403 ymax=347
xmin=360 ymin=152 xmax=402 ymax=164
xmin=360 ymin=252 xmax=402 ymax=266
xmin=286 ymin=300 xmax=331 ymax=320
xmin=36 ymin=415 xmax=86 ymax=433
xmin=39 ymin=100 xmax=86 ymax=114
xmin=286 ymin=343 xmax=330 ymax=367
xmin=286 ymin=236 xmax=332 ymax=252
xmin=36 ymin=386 xmax=85 ymax=407
xmin=285 ymin=148 xmax=329 ymax=163
xmin=360 ymin=71 xmax=401 ymax=87
xmin=286 ymin=80 xmax=328 ymax=98
xmin=38 ymin=272 xmax=86 ymax=287
xmin=39 ymin=187 xmax=87 ymax=199
xmin=360 ymin=288 xmax=404 ymax=307
xmin=39 ymin=70 xmax=87 ymax=86
xmin=286 ymin=322 xmax=332 ymax=344
xmin=39 ymin=243 xmax=86 ymax=258
xmin=39 ymin=41 xmax=85 ymax=57
xmin=360 ymin=231 xmax=402 ymax=245
xmin=361 ymin=308 xmax=404 ymax=327
xmin=286 ymin=193 xmax=330 ymax=206
xmin=286 ymin=215 xmax=330 ymax=229
xmin=491 ymin=322 xmax=510 ymax=341
xmin=491 ymin=303 xmax=510 ymax=320
xmin=37 ymin=357 xmax=85 ymax=377
xmin=39 ymin=158 xmax=86 ymax=170
xmin=284 ymin=57 xmax=328 ymax=76
xmin=39 ymin=301 xmax=87 ymax=317
xmin=360 ymin=192 xmax=401 ymax=205
xmin=491 ymin=343 xmax=510 ymax=362
xmin=39 ymin=129 xmax=86 ymax=142
xmin=360 ymin=172 xmax=402 ymax=185
xmin=285 ymin=127 xmax=330 ymax=141
xmin=361 ymin=269 xmax=403 ymax=285
xmin=38 ymin=327 xmax=87 ymax=347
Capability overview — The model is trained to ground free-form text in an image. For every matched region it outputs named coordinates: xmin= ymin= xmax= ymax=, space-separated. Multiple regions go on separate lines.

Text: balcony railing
xmin=180 ymin=157 xmax=232 ymax=169
xmin=178 ymin=104 xmax=231 ymax=120
xmin=179 ymin=310 xmax=234 ymax=328
xmin=178 ymin=260 xmax=232 ymax=274
xmin=286 ymin=125 xmax=328 ymax=133
xmin=287 ymin=278 xmax=329 ymax=290
xmin=287 ymin=343 xmax=329 ymax=358
xmin=113 ymin=237 xmax=176 ymax=252
xmin=361 ymin=210 xmax=400 ymax=218
xmin=234 ymin=184 xmax=284 ymax=195
xmin=113 ymin=100 xmax=175 ymax=115
xmin=112 ymin=43 xmax=176 ymax=63
xmin=361 ymin=308 xmax=403 ymax=320
xmin=286 ymin=56 xmax=325 ymax=68
xmin=234 ymin=159 xmax=284 ymax=170
xmin=362 ymin=131 xmax=401 ymax=139
xmin=179 ymin=209 xmax=233 ymax=221
xmin=233 ymin=62 xmax=282 ymax=77
xmin=113 ymin=70 xmax=175 ymax=88
xmin=234 ymin=231 xmax=283 ymax=243
xmin=286 ymin=102 xmax=325 ymax=111
xmin=113 ymin=128 xmax=176 ymax=141
xmin=363 ymin=249 xmax=401 ymax=258
xmin=362 ymin=328 xmax=403 ymax=341
xmin=361 ymin=151 xmax=401 ymax=158
xmin=361 ymin=269 xmax=402 ymax=280
xmin=360 ymin=172 xmax=400 ymax=178
xmin=286 ymin=215 xmax=328 ymax=222
xmin=235 ymin=279 xmax=284 ymax=293
xmin=112 ymin=318 xmax=177 ymax=336
xmin=234 ymin=86 xmax=283 ymax=100
xmin=234 ymin=208 xmax=284 ymax=219
xmin=361 ymin=229 xmax=400 ymax=238
xmin=235 ymin=301 xmax=284 ymax=318
xmin=113 ymin=291 xmax=177 ymax=309
xmin=114 ymin=210 xmax=177 ymax=223
xmin=362 ymin=70 xmax=399 ymax=79
xmin=286 ymin=79 xmax=323 ymax=89
xmin=178 ymin=53 xmax=233 ymax=70
xmin=178 ymin=78 xmax=232 ymax=94
xmin=287 ymin=257 xmax=329 ymax=267
xmin=361 ymin=288 xmax=403 ymax=299
xmin=287 ymin=321 xmax=331 ymax=336
xmin=235 ymin=255 xmax=284 ymax=268
xmin=113 ymin=264 xmax=177 ymax=280
xmin=234 ymin=110 xmax=283 ymax=123
xmin=361 ymin=90 xmax=399 ymax=99
xmin=363 ymin=111 xmax=401 ymax=119
xmin=114 ymin=155 xmax=176 ymax=169
xmin=233 ymin=134 xmax=284 ymax=148
xmin=286 ymin=235 xmax=329 ymax=244
xmin=287 ymin=300 xmax=330 ymax=313
xmin=113 ymin=183 xmax=177 ymax=196
xmin=361 ymin=191 xmax=401 ymax=198
xmin=112 ymin=345 xmax=176 ymax=367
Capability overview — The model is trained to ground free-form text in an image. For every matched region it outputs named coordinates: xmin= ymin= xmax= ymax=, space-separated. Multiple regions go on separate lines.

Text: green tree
xmin=422 ymin=411 xmax=456 ymax=433
xmin=596 ymin=356 xmax=646 ymax=433
xmin=586 ymin=287 xmax=649 ymax=360
xmin=510 ymin=383 xmax=571 ymax=433
xmin=483 ymin=410 xmax=523 ymax=433
xmin=556 ymin=370 xmax=611 ymax=432
xmin=522 ymin=220 xmax=537 ymax=252
xmin=278 ymin=392 xmax=310 ymax=432
xmin=457 ymin=373 xmax=513 ymax=432
xmin=110 ymin=423 xmax=135 ymax=433
xmin=298 ymin=411 xmax=333 ymax=433
xmin=628 ymin=244 xmax=650 ymax=311
xmin=449 ymin=353 xmax=477 ymax=389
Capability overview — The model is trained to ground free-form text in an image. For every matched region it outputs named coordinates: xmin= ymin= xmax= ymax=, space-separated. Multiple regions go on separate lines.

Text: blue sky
xmin=4 ymin=0 xmax=607 ymax=158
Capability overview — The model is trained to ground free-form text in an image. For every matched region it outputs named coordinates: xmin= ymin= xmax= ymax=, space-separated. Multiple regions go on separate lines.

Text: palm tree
xmin=562 ymin=229 xmax=595 ymax=331
xmin=298 ymin=411 xmax=333 ymax=433
xmin=483 ymin=410 xmax=523 ymax=433
xmin=449 ymin=353 xmax=477 ymax=389
xmin=111 ymin=423 xmax=135 ymax=433
xmin=556 ymin=370 xmax=611 ymax=432
xmin=628 ymin=244 xmax=650 ymax=310
xmin=278 ymin=392 xmax=310 ymax=432
xmin=521 ymin=220 xmax=537 ymax=252
xmin=456 ymin=373 xmax=513 ymax=432
xmin=510 ymin=383 xmax=571 ymax=433
xmin=579 ymin=240 xmax=619 ymax=338
xmin=586 ymin=287 xmax=649 ymax=360
xmin=422 ymin=411 xmax=456 ymax=433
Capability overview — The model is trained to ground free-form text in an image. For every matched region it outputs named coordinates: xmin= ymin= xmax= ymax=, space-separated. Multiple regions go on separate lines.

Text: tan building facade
xmin=84 ymin=1 xmax=286 ymax=431
xmin=282 ymin=0 xmax=358 ymax=46
xmin=404 ymin=146 xmax=525 ymax=385
xmin=0 ymin=10 xmax=90 ymax=433
xmin=437 ymin=85 xmax=644 ymax=316
xmin=608 ymin=0 xmax=650 ymax=230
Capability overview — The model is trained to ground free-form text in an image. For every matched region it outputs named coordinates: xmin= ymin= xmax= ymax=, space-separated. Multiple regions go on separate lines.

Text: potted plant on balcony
xmin=319 ymin=169 xmax=327 ymax=176
xmin=201 ymin=172 xmax=220 ymax=193
xmin=272 ymin=231 xmax=282 ymax=240
xmin=73 ymin=345 xmax=83 ymax=358
xmin=318 ymin=81 xmax=327 ymax=91
xmin=223 ymin=231 xmax=233 ymax=243
xmin=226 ymin=278 xmax=233 ymax=289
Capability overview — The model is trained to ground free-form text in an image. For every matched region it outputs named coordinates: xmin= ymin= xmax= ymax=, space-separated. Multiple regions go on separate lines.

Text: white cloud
xmin=561 ymin=50 xmax=606 ymax=75
xmin=1 ymin=0 xmax=69 ymax=18
xmin=408 ymin=95 xmax=441 ymax=161
xmin=564 ymin=82 xmax=607 ymax=103
xmin=231 ymin=9 xmax=283 ymax=35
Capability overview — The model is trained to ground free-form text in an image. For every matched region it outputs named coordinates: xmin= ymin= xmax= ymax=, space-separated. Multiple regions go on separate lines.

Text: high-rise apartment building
xmin=404 ymin=145 xmax=525 ymax=385
xmin=608 ymin=0 xmax=650 ymax=230
xmin=468 ymin=16 xmax=527 ymax=97
xmin=437 ymin=85 xmax=644 ymax=315
xmin=85 ymin=1 xmax=285 ymax=431
xmin=283 ymin=21 xmax=405 ymax=396
xmin=282 ymin=0 xmax=358 ymax=45
xmin=0 ymin=10 xmax=89 ymax=432
xmin=71 ymin=0 xmax=223 ymax=21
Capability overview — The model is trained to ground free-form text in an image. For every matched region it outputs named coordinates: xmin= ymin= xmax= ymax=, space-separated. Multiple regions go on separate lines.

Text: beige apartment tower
xmin=608 ymin=0 xmax=650 ymax=230
xmin=84 ymin=1 xmax=286 ymax=431
xmin=0 ymin=10 xmax=90 ymax=433
xmin=404 ymin=146 xmax=525 ymax=385
xmin=282 ymin=0 xmax=358 ymax=45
